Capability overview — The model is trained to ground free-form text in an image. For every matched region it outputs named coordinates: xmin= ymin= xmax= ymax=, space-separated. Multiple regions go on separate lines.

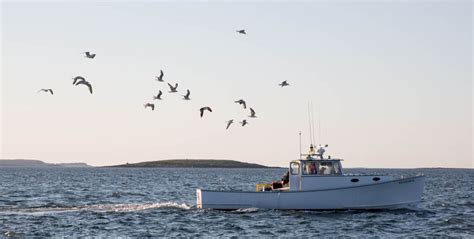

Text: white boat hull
xmin=197 ymin=176 xmax=425 ymax=210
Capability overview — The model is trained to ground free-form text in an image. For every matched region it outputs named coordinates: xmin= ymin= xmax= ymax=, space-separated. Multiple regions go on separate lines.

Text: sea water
xmin=0 ymin=167 xmax=472 ymax=237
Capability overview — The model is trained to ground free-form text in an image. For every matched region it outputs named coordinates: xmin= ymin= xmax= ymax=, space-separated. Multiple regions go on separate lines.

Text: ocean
xmin=0 ymin=167 xmax=472 ymax=237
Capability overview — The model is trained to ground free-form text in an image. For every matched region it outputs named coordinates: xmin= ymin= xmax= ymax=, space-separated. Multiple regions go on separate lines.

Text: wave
xmin=81 ymin=202 xmax=193 ymax=212
xmin=0 ymin=202 xmax=192 ymax=215
xmin=234 ymin=207 xmax=260 ymax=213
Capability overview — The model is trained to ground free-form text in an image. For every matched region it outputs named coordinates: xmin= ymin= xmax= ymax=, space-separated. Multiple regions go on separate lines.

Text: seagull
xmin=72 ymin=76 xmax=86 ymax=85
xmin=84 ymin=51 xmax=96 ymax=59
xmin=236 ymin=29 xmax=246 ymax=34
xmin=155 ymin=70 xmax=164 ymax=82
xmin=199 ymin=106 xmax=212 ymax=118
xmin=240 ymin=119 xmax=248 ymax=126
xmin=234 ymin=99 xmax=246 ymax=109
xmin=182 ymin=89 xmax=191 ymax=100
xmin=144 ymin=103 xmax=155 ymax=111
xmin=279 ymin=80 xmax=290 ymax=87
xmin=38 ymin=89 xmax=54 ymax=95
xmin=75 ymin=80 xmax=93 ymax=94
xmin=249 ymin=108 xmax=257 ymax=118
xmin=168 ymin=83 xmax=178 ymax=93
xmin=226 ymin=120 xmax=234 ymax=130
xmin=153 ymin=90 xmax=163 ymax=100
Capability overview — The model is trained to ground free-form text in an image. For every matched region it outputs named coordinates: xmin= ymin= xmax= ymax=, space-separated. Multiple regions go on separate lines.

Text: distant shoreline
xmin=0 ymin=159 xmax=280 ymax=169
xmin=105 ymin=159 xmax=280 ymax=169
xmin=0 ymin=159 xmax=91 ymax=168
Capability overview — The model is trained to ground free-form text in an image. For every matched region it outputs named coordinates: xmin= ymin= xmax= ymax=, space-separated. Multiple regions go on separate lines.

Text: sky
xmin=1 ymin=1 xmax=472 ymax=168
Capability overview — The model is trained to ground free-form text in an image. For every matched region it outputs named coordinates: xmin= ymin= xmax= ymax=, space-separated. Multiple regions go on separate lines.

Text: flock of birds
xmin=37 ymin=30 xmax=291 ymax=130
xmin=143 ymin=70 xmax=195 ymax=113
xmin=38 ymin=51 xmax=96 ymax=95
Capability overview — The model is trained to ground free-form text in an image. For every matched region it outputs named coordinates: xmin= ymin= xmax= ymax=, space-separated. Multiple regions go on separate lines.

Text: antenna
xmin=307 ymin=102 xmax=313 ymax=145
xmin=313 ymin=102 xmax=321 ymax=145
xmin=299 ymin=131 xmax=302 ymax=159
xmin=310 ymin=101 xmax=316 ymax=145
xmin=319 ymin=115 xmax=321 ymax=144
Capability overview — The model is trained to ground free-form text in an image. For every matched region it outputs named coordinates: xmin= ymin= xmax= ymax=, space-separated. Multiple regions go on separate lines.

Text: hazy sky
xmin=1 ymin=1 xmax=472 ymax=168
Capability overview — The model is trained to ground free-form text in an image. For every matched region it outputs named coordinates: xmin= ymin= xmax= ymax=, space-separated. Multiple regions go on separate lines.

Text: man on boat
xmin=281 ymin=171 xmax=289 ymax=185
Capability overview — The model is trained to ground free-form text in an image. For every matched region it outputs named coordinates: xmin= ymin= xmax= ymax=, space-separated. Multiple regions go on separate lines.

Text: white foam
xmin=82 ymin=202 xmax=192 ymax=212
xmin=0 ymin=202 xmax=192 ymax=215
xmin=235 ymin=207 xmax=259 ymax=213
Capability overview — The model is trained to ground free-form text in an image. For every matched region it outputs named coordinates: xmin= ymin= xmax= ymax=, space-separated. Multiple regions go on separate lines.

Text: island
xmin=108 ymin=159 xmax=275 ymax=168
xmin=0 ymin=159 xmax=279 ymax=169
xmin=0 ymin=159 xmax=91 ymax=167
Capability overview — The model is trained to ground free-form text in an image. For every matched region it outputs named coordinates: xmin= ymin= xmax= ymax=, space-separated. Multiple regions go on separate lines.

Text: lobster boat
xmin=196 ymin=144 xmax=425 ymax=210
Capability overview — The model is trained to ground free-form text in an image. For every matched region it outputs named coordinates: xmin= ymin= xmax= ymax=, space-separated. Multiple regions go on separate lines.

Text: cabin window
xmin=333 ymin=162 xmax=342 ymax=175
xmin=290 ymin=162 xmax=300 ymax=175
xmin=317 ymin=161 xmax=334 ymax=175
xmin=303 ymin=161 xmax=317 ymax=175
xmin=314 ymin=161 xmax=342 ymax=175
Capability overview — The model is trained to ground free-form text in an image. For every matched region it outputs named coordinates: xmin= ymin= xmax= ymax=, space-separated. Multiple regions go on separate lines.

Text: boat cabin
xmin=256 ymin=144 xmax=393 ymax=192
xmin=289 ymin=158 xmax=346 ymax=191
xmin=289 ymin=144 xmax=394 ymax=191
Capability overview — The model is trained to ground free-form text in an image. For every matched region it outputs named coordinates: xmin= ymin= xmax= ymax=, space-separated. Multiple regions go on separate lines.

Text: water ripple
xmin=0 ymin=167 xmax=472 ymax=237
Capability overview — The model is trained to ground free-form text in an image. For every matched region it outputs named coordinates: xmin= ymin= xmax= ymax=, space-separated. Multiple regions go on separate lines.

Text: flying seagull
xmin=153 ymin=90 xmax=163 ymax=100
xmin=240 ymin=119 xmax=248 ymax=126
xmin=199 ymin=106 xmax=212 ymax=118
xmin=72 ymin=76 xmax=86 ymax=85
xmin=155 ymin=70 xmax=164 ymax=82
xmin=279 ymin=80 xmax=290 ymax=87
xmin=38 ymin=89 xmax=54 ymax=95
xmin=168 ymin=83 xmax=178 ymax=93
xmin=75 ymin=80 xmax=93 ymax=94
xmin=236 ymin=29 xmax=246 ymax=34
xmin=182 ymin=89 xmax=191 ymax=100
xmin=226 ymin=120 xmax=234 ymax=130
xmin=234 ymin=99 xmax=246 ymax=109
xmin=84 ymin=51 xmax=96 ymax=59
xmin=144 ymin=103 xmax=155 ymax=111
xmin=249 ymin=108 xmax=257 ymax=118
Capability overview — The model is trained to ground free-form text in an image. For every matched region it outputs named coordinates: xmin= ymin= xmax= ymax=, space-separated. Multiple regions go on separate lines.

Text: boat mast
xmin=307 ymin=101 xmax=318 ymax=158
xmin=307 ymin=102 xmax=313 ymax=148
xmin=299 ymin=131 xmax=302 ymax=159
xmin=318 ymin=104 xmax=321 ymax=146
xmin=311 ymin=101 xmax=316 ymax=146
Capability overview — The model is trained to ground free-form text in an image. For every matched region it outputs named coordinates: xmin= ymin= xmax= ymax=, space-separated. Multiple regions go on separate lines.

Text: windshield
xmin=303 ymin=161 xmax=317 ymax=175
xmin=317 ymin=161 xmax=342 ymax=175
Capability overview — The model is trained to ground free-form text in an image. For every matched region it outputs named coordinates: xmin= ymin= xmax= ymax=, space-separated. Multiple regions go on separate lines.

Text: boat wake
xmin=0 ymin=202 xmax=192 ymax=215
